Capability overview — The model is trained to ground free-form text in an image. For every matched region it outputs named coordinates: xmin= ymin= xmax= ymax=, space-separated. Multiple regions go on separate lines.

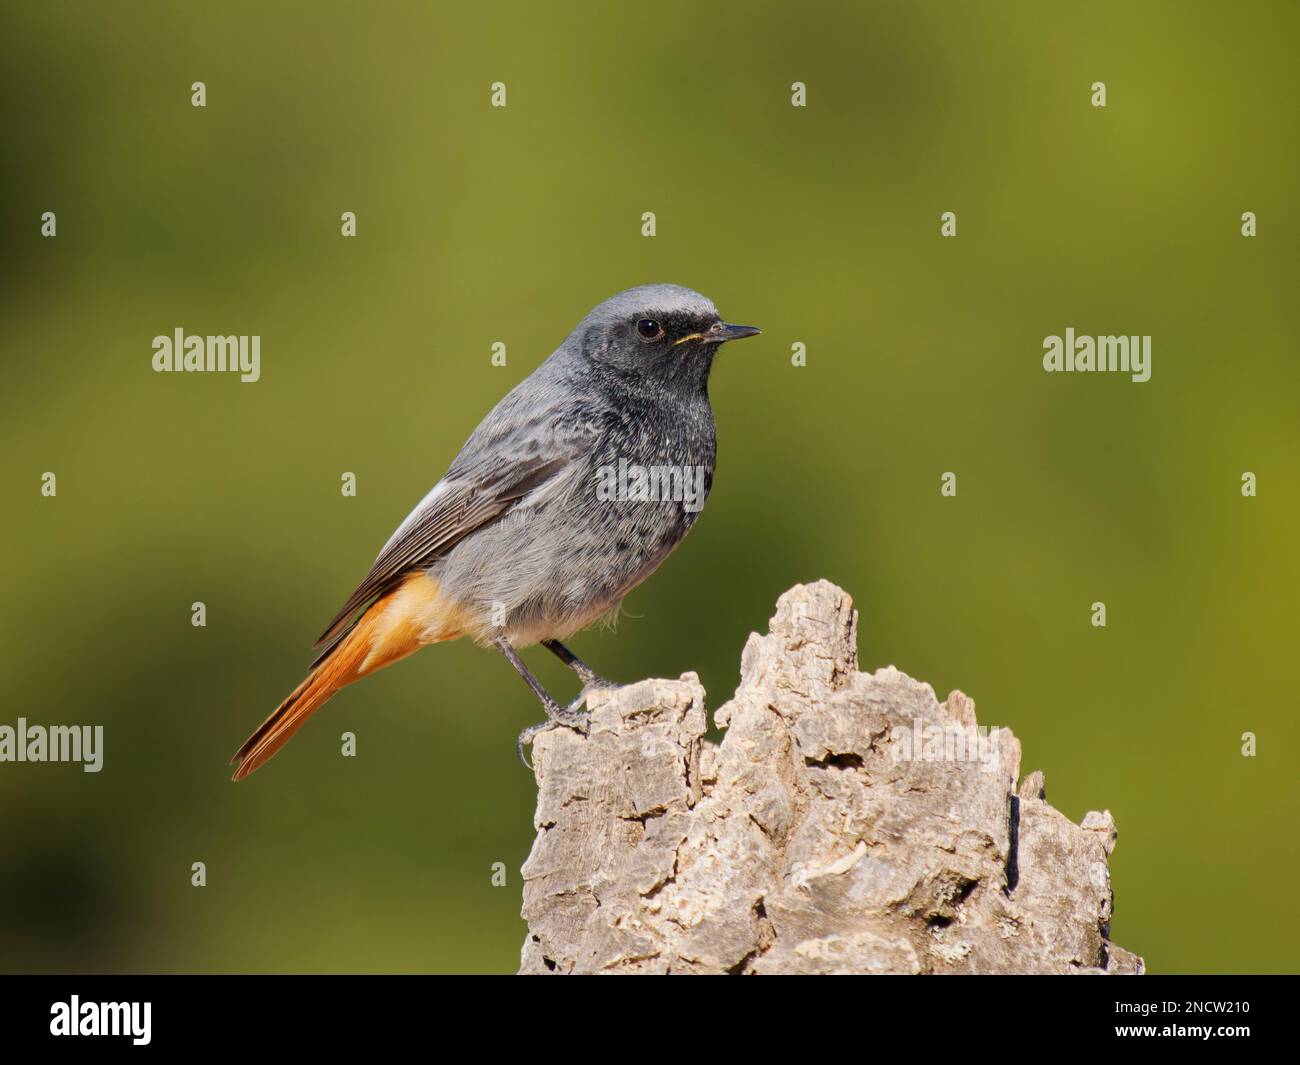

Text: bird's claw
xmin=566 ymin=679 xmax=622 ymax=715
xmin=517 ymin=707 xmax=591 ymax=769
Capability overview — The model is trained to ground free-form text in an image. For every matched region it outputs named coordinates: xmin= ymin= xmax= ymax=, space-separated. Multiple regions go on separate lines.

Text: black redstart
xmin=232 ymin=284 xmax=759 ymax=778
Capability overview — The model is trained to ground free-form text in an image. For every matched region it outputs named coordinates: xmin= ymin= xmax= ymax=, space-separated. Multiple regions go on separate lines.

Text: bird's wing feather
xmin=311 ymin=384 xmax=605 ymax=664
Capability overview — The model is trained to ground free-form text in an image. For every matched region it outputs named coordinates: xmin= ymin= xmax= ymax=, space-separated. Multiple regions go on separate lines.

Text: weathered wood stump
xmin=519 ymin=580 xmax=1143 ymax=975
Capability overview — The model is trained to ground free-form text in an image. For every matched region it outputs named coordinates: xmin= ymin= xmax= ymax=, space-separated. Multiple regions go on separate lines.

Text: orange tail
xmin=231 ymin=572 xmax=464 ymax=781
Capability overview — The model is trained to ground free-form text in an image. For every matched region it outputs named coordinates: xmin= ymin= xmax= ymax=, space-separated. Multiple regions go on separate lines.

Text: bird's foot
xmin=565 ymin=677 xmax=623 ymax=715
xmin=517 ymin=697 xmax=591 ymax=768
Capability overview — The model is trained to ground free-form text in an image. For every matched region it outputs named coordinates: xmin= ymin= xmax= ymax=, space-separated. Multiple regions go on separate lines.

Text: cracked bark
xmin=518 ymin=580 xmax=1144 ymax=975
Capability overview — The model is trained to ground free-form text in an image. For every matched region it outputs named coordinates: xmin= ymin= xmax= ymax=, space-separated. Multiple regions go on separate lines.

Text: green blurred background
xmin=2 ymin=0 xmax=1296 ymax=973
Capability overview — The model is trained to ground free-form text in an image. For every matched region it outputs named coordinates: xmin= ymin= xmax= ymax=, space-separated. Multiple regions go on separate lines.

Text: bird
xmin=231 ymin=284 xmax=760 ymax=780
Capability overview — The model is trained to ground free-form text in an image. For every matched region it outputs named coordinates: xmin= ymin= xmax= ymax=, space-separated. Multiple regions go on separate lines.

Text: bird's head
xmin=567 ymin=283 xmax=760 ymax=392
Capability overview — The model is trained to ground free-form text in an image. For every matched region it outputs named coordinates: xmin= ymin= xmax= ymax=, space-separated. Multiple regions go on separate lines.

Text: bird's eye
xmin=636 ymin=318 xmax=664 ymax=341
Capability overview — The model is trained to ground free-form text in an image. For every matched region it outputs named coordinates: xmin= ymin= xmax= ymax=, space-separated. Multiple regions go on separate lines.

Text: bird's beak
xmin=704 ymin=321 xmax=762 ymax=344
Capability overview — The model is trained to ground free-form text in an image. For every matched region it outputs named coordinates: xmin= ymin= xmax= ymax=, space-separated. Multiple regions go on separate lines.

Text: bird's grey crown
xmin=574 ymin=283 xmax=719 ymax=335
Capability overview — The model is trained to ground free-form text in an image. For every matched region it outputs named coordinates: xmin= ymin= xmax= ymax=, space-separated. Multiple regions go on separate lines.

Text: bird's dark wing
xmin=310 ymin=383 xmax=606 ymax=666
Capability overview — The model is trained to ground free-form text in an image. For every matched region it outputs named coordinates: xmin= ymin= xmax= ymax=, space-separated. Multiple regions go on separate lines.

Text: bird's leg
xmin=495 ymin=637 xmax=589 ymax=766
xmin=542 ymin=639 xmax=618 ymax=690
xmin=543 ymin=638 xmax=625 ymax=717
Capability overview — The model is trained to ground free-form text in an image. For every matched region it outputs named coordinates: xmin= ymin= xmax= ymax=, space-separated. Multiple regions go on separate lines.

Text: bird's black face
xmin=630 ymin=313 xmax=762 ymax=350
xmin=592 ymin=308 xmax=761 ymax=392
